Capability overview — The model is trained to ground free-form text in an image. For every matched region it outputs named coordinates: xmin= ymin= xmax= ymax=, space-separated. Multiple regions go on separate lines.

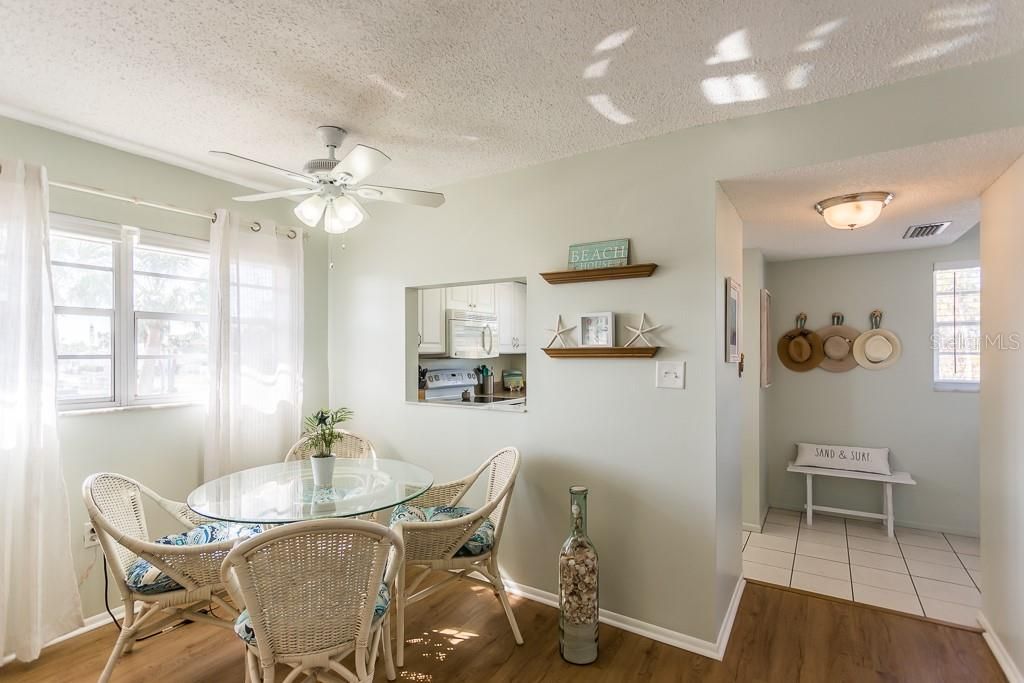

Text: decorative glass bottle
xmin=559 ymin=485 xmax=598 ymax=664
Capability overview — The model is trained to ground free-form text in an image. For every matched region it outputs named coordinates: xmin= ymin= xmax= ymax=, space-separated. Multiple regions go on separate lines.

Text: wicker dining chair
xmin=221 ymin=519 xmax=403 ymax=683
xmin=389 ymin=447 xmax=523 ymax=666
xmin=284 ymin=428 xmax=377 ymax=461
xmin=82 ymin=473 xmax=248 ymax=683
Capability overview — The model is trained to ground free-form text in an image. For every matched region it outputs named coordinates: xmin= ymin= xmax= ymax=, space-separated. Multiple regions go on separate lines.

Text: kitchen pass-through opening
xmin=406 ymin=279 xmax=527 ymax=412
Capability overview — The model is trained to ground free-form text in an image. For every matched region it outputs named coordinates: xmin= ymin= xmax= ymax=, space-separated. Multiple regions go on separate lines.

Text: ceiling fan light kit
xmin=324 ymin=196 xmax=365 ymax=234
xmin=814 ymin=191 xmax=894 ymax=230
xmin=294 ymin=194 xmax=328 ymax=226
xmin=212 ymin=125 xmax=445 ymax=234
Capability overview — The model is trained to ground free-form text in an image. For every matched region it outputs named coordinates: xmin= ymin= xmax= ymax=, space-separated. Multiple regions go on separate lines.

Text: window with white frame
xmin=933 ymin=260 xmax=981 ymax=390
xmin=50 ymin=215 xmax=209 ymax=409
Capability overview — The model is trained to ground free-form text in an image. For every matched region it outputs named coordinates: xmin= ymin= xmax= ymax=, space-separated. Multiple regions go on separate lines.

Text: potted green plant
xmin=302 ymin=407 xmax=354 ymax=488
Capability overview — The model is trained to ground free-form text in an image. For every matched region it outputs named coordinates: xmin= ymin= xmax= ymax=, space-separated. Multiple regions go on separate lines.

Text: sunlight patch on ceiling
xmin=701 ymin=73 xmax=768 ymax=105
xmin=705 ymin=29 xmax=751 ymax=66
xmin=583 ymin=58 xmax=610 ymax=79
xmin=584 ymin=26 xmax=636 ymax=125
xmin=796 ymin=17 xmax=845 ymax=52
xmin=928 ymin=3 xmax=994 ymax=29
xmin=808 ymin=18 xmax=847 ymax=38
xmin=586 ymin=94 xmax=634 ymax=124
xmin=893 ymin=33 xmax=980 ymax=66
xmin=593 ymin=27 xmax=635 ymax=53
xmin=786 ymin=64 xmax=813 ymax=90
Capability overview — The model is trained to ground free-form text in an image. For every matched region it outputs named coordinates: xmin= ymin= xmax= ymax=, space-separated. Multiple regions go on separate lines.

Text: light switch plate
xmin=656 ymin=361 xmax=685 ymax=389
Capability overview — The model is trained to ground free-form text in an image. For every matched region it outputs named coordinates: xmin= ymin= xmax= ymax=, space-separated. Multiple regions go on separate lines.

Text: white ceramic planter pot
xmin=311 ymin=455 xmax=336 ymax=489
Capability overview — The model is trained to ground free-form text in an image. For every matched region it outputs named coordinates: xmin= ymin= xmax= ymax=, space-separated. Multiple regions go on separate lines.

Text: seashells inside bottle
xmin=559 ymin=540 xmax=598 ymax=625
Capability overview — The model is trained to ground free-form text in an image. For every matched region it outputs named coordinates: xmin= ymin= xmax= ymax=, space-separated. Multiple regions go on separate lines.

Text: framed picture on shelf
xmin=579 ymin=312 xmax=615 ymax=347
xmin=760 ymin=288 xmax=772 ymax=387
xmin=725 ymin=277 xmax=741 ymax=363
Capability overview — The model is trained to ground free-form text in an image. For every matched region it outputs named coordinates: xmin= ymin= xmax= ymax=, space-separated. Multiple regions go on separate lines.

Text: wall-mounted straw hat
xmin=853 ymin=309 xmax=902 ymax=370
xmin=816 ymin=313 xmax=860 ymax=372
xmin=777 ymin=313 xmax=825 ymax=372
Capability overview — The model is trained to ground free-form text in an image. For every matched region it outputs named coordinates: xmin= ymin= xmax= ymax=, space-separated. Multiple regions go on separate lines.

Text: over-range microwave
xmin=447 ymin=309 xmax=499 ymax=359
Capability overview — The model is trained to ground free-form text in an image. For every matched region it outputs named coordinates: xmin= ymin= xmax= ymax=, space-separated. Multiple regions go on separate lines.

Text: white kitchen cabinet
xmin=418 ymin=287 xmax=446 ymax=354
xmin=445 ymin=283 xmax=496 ymax=314
xmin=445 ymin=285 xmax=473 ymax=311
xmin=473 ymin=283 xmax=496 ymax=313
xmin=496 ymin=281 xmax=527 ymax=354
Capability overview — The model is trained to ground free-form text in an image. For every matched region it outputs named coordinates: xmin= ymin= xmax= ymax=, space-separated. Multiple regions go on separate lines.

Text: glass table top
xmin=187 ymin=458 xmax=434 ymax=524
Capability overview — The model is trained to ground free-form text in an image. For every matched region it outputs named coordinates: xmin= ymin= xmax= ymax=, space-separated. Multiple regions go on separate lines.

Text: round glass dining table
xmin=186 ymin=458 xmax=434 ymax=524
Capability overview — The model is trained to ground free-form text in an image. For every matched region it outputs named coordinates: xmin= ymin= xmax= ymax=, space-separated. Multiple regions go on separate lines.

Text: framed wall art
xmin=725 ymin=277 xmax=741 ymax=363
xmin=579 ymin=312 xmax=615 ymax=347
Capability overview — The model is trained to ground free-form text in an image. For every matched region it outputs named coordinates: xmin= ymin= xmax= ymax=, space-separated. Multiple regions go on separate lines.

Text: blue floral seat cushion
xmin=389 ymin=505 xmax=496 ymax=557
xmin=124 ymin=522 xmax=263 ymax=595
xmin=233 ymin=583 xmax=391 ymax=645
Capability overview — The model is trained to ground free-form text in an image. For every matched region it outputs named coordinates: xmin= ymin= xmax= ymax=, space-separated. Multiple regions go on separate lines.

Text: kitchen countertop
xmin=478 ymin=388 xmax=526 ymax=400
xmin=412 ymin=387 xmax=526 ymax=412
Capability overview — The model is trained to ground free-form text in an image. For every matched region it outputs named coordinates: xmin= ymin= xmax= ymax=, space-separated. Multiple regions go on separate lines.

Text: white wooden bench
xmin=787 ymin=461 xmax=916 ymax=537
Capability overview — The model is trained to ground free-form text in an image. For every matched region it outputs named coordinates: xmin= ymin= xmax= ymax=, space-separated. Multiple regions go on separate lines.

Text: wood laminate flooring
xmin=1 ymin=581 xmax=1004 ymax=682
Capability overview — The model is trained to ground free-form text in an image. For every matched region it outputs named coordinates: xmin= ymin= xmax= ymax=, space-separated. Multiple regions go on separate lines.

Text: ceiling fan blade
xmin=210 ymin=150 xmax=318 ymax=185
xmin=232 ymin=188 xmax=319 ymax=202
xmin=354 ymin=185 xmax=445 ymax=208
xmin=329 ymin=144 xmax=391 ymax=183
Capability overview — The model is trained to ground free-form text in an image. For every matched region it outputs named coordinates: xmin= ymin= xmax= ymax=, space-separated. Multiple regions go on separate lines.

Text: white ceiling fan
xmin=210 ymin=126 xmax=445 ymax=234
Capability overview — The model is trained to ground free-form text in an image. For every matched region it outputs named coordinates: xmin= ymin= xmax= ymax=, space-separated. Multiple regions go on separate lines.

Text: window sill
xmin=58 ymin=401 xmax=204 ymax=417
xmin=933 ymin=382 xmax=979 ymax=393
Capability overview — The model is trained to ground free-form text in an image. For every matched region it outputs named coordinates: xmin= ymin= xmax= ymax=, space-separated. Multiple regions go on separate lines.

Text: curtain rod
xmin=50 ymin=180 xmax=214 ymax=219
xmin=49 ymin=179 xmax=306 ymax=239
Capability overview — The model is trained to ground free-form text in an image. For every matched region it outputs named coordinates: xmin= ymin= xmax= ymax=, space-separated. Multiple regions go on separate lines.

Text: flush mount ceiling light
xmin=815 ymin=191 xmax=894 ymax=230
xmin=210 ymin=126 xmax=445 ymax=235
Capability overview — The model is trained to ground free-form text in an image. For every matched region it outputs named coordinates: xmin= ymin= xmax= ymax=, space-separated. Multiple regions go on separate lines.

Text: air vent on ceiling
xmin=902 ymin=221 xmax=951 ymax=239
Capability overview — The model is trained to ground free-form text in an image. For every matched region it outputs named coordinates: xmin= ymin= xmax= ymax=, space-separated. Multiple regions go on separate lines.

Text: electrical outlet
xmin=83 ymin=522 xmax=99 ymax=548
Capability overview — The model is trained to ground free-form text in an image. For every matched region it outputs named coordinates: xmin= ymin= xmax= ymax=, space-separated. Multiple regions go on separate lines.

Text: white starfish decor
xmin=624 ymin=313 xmax=662 ymax=348
xmin=545 ymin=314 xmax=577 ymax=348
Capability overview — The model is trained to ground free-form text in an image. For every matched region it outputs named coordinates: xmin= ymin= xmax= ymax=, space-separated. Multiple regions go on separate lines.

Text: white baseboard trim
xmin=743 ymin=506 xmax=768 ymax=533
xmin=1 ymin=607 xmax=123 ymax=667
xmin=978 ymin=612 xmax=1023 ymax=683
xmin=503 ymin=577 xmax=745 ymax=661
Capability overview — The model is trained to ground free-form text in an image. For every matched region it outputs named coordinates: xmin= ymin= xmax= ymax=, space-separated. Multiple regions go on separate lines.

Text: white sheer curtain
xmin=205 ymin=211 xmax=304 ymax=480
xmin=0 ymin=160 xmax=84 ymax=662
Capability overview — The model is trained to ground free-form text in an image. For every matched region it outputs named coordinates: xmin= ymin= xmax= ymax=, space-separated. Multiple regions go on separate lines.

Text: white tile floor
xmin=742 ymin=508 xmax=981 ymax=627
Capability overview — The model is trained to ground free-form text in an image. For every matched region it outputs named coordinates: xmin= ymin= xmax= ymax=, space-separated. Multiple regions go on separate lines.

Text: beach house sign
xmin=568 ymin=239 xmax=630 ymax=270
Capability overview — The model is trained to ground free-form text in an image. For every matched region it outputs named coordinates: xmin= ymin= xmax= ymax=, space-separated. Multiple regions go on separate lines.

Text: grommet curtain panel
xmin=204 ymin=211 xmax=304 ymax=480
xmin=0 ymin=160 xmax=84 ymax=662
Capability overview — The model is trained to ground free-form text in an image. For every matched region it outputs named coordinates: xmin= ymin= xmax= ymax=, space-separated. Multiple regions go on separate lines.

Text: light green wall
xmin=742 ymin=248 xmax=766 ymax=529
xmin=0 ymin=117 xmax=330 ymax=619
xmin=714 ymin=185 xmax=744 ymax=624
xmin=765 ymin=228 xmax=980 ymax=535
xmin=980 ymin=153 xmax=1024 ymax=674
xmin=327 ymin=52 xmax=1024 ymax=643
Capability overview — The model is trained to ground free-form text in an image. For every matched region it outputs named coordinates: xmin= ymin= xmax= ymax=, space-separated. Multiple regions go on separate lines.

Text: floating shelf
xmin=542 ymin=346 xmax=660 ymax=358
xmin=540 ymin=263 xmax=658 ymax=284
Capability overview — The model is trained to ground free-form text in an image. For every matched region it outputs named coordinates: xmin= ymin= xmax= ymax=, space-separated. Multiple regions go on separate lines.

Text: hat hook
xmin=870 ymin=310 xmax=883 ymax=330
xmin=796 ymin=312 xmax=808 ymax=330
xmin=832 ymin=312 xmax=844 ymax=326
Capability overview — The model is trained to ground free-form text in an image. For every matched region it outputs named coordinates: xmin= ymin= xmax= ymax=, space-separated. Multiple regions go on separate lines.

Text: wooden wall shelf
xmin=543 ymin=346 xmax=660 ymax=358
xmin=540 ymin=263 xmax=657 ymax=284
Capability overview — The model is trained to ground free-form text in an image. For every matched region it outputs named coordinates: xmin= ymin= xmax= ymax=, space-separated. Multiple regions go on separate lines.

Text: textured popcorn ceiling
xmin=723 ymin=128 xmax=1024 ymax=261
xmin=0 ymin=1 xmax=1022 ymax=191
